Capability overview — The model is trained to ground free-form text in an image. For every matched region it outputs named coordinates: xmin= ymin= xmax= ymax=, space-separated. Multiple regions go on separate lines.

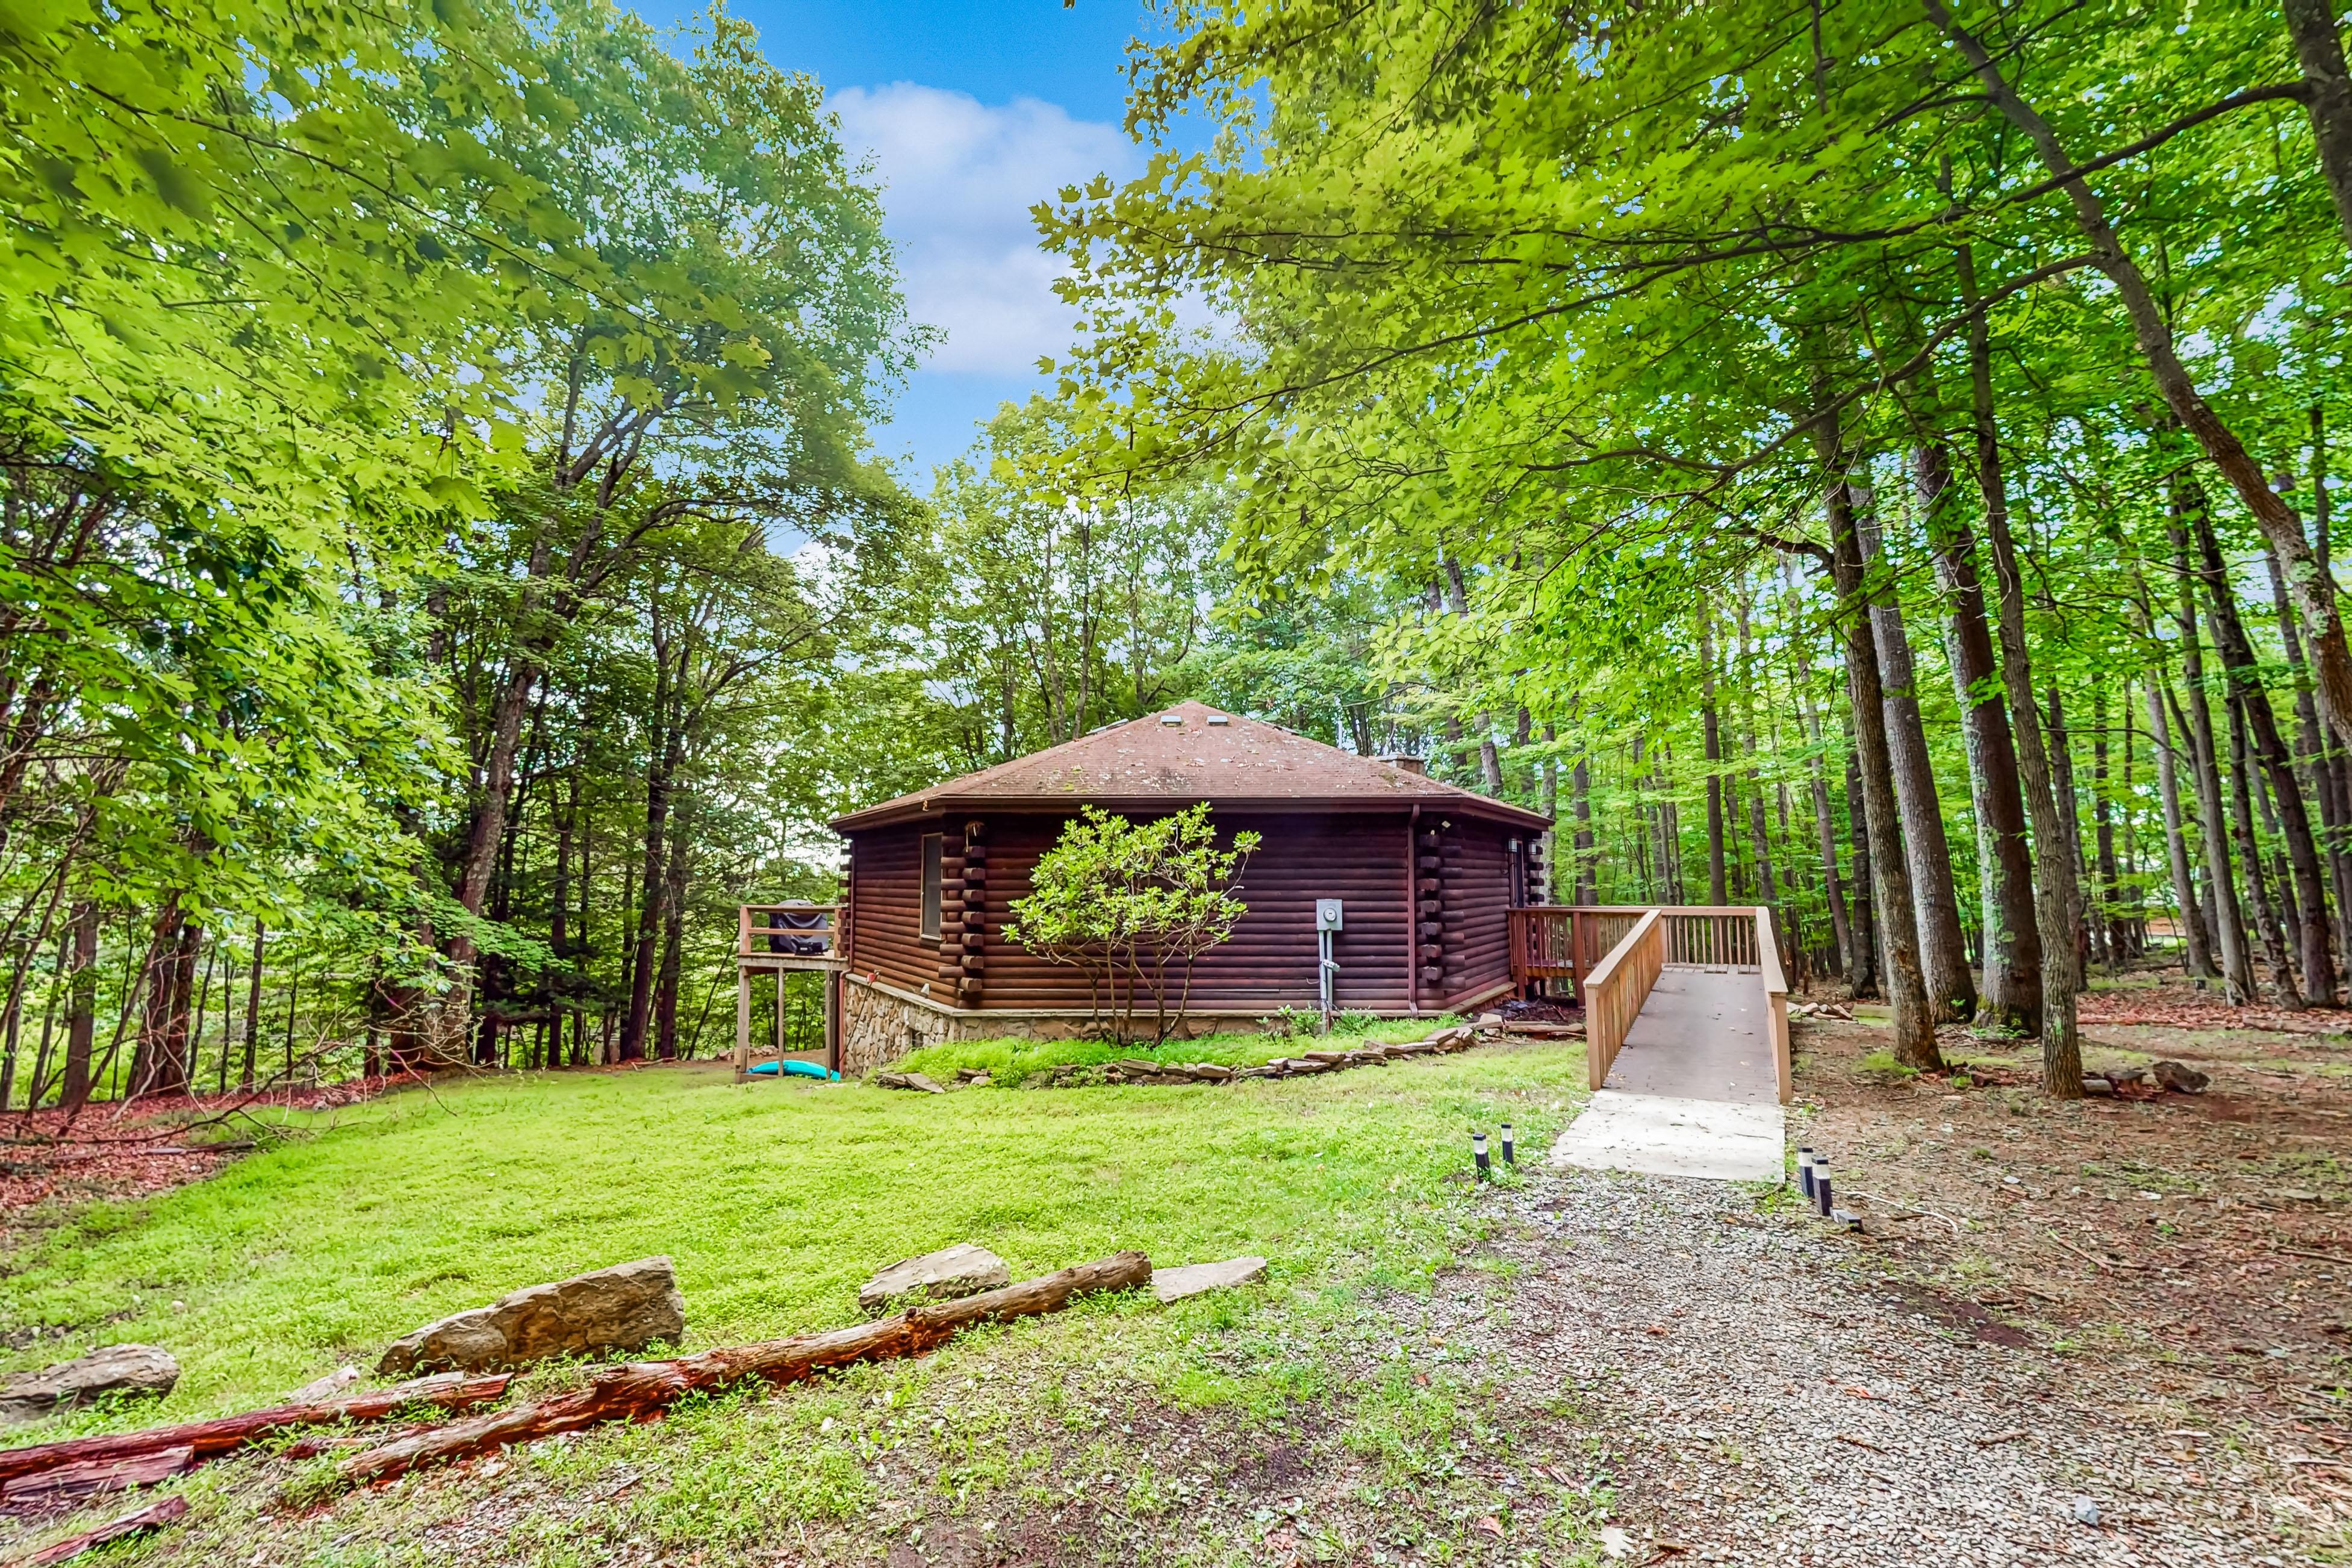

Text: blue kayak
xmin=748 ymin=1060 xmax=839 ymax=1081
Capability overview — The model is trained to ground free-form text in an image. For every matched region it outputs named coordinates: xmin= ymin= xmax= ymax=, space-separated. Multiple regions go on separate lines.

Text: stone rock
xmin=0 ymin=1344 xmax=180 ymax=1425
xmin=2080 ymin=1075 xmax=2115 ymax=1096
xmin=2071 ymin=1496 xmax=2101 ymax=1525
xmin=1475 ymin=1012 xmax=1504 ymax=1030
xmin=859 ymin=1243 xmax=1011 ymax=1313
xmin=284 ymin=1364 xmax=362 ymax=1403
xmin=954 ymin=1068 xmax=992 ymax=1084
xmin=1189 ymin=1063 xmax=1233 ymax=1081
xmin=2150 ymin=1060 xmax=2210 ymax=1094
xmin=1283 ymin=1058 xmax=1332 ymax=1074
xmin=1112 ymin=1059 xmax=1160 ymax=1076
xmin=2104 ymin=1066 xmax=2148 ymax=1086
xmin=377 ymin=1256 xmax=685 ymax=1377
xmin=1151 ymin=1255 xmax=1268 ymax=1304
xmin=877 ymin=1071 xmax=946 ymax=1094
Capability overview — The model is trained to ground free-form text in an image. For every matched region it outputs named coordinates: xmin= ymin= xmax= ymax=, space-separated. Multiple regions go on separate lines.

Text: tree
xmin=1006 ymin=805 xmax=1261 ymax=1045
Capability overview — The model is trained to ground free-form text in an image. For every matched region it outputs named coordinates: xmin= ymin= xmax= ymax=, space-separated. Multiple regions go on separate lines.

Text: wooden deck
xmin=733 ymin=904 xmax=846 ymax=1081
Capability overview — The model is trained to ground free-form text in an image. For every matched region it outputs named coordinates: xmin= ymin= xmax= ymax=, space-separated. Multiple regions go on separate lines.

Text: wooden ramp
xmin=1540 ymin=909 xmax=1790 ymax=1185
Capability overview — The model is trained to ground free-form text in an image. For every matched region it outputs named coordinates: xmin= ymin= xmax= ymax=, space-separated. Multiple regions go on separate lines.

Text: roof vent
xmin=1377 ymin=753 xmax=1428 ymax=776
xmin=1160 ymin=713 xmax=1184 ymax=726
xmin=1205 ymin=714 xmax=1230 ymax=726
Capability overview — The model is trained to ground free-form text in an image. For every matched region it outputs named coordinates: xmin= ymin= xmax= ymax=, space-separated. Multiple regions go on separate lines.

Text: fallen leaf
xmin=1475 ymin=1514 xmax=1504 ymax=1537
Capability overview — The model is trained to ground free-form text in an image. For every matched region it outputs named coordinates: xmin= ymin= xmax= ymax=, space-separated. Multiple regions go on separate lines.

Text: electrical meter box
xmin=1314 ymin=898 xmax=1344 ymax=932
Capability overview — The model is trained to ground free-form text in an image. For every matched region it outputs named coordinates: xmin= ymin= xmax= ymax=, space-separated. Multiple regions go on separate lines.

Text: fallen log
xmin=0 ymin=1444 xmax=194 ymax=1520
xmin=0 ymin=1371 xmax=511 ymax=1490
xmin=339 ymin=1249 xmax=1151 ymax=1487
xmin=22 ymin=1495 xmax=188 ymax=1566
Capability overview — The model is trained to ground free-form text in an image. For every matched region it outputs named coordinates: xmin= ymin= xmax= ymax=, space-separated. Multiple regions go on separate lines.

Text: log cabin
xmin=824 ymin=701 xmax=1551 ymax=1072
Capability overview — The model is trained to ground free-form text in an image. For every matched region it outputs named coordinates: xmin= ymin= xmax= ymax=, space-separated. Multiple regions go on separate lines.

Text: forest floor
xmin=0 ymin=978 xmax=2345 ymax=1565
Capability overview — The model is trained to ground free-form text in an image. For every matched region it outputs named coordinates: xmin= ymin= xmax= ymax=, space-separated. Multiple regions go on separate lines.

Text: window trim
xmin=919 ymin=832 xmax=943 ymax=941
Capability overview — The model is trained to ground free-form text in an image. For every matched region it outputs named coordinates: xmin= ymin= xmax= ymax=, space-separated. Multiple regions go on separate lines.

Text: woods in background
xmin=1027 ymin=0 xmax=2352 ymax=1097
xmin=11 ymin=0 xmax=2352 ymax=1107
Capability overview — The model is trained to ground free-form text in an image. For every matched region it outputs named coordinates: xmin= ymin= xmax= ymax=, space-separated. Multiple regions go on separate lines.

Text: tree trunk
xmin=2142 ymin=668 xmax=2218 ymax=980
xmin=2092 ymin=688 xmax=2125 ymax=971
xmin=1700 ymin=615 xmax=1728 ymax=903
xmin=1821 ymin=433 xmax=1940 ymax=1069
xmin=1843 ymin=748 xmax=1879 ymax=998
xmin=2229 ymin=697 xmax=2300 ymax=1001
xmin=653 ymin=806 xmax=689 ymax=1062
xmin=1959 ymin=244 xmax=2081 ymax=1093
xmin=60 ymin=900 xmax=96 ymax=1112
xmin=241 ymin=923 xmax=265 ymax=1088
xmin=1921 ymin=441 xmax=2042 ymax=1031
xmin=2265 ymin=546 xmax=2352 ymax=1003
xmin=2187 ymin=488 xmax=2337 ymax=1004
xmin=132 ymin=903 xmax=196 ymax=1098
xmin=1934 ymin=2 xmax=2352 ymax=754
xmin=621 ymin=649 xmax=678 ymax=1060
xmin=453 ymin=661 xmax=538 ymax=958
xmin=1571 ymin=753 xmax=1596 ymax=903
xmin=1796 ymin=650 xmax=1856 ymax=979
xmin=2283 ymin=0 xmax=2352 ymax=255
xmin=1857 ymin=490 xmax=1973 ymax=1020
xmin=2168 ymin=530 xmax=2256 ymax=1001
xmin=2045 ymin=688 xmax=2092 ymax=978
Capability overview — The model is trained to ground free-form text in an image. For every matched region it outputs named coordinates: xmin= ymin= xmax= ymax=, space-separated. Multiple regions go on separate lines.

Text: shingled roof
xmin=832 ymin=700 xmax=1551 ymax=832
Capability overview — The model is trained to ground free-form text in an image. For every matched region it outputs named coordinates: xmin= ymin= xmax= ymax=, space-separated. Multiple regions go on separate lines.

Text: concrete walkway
xmin=1551 ymin=967 xmax=1786 ymax=1183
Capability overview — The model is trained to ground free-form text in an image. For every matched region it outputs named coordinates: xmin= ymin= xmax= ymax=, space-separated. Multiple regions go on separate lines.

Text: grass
xmin=0 ymin=1042 xmax=1582 ymax=1426
xmin=893 ymin=1011 xmax=1463 ymax=1086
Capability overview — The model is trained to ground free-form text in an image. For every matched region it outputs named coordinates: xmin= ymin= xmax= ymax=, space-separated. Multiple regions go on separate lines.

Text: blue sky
xmin=639 ymin=1 xmax=1165 ymax=484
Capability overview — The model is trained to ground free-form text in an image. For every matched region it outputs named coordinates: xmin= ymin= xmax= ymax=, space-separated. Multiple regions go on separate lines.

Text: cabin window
xmin=920 ymin=832 xmax=943 ymax=939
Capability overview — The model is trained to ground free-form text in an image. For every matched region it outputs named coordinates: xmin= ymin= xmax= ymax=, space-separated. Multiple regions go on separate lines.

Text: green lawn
xmin=0 ymin=1042 xmax=1585 ymax=1427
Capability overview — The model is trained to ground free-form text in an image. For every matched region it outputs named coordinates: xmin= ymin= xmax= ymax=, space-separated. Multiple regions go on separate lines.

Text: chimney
xmin=1377 ymin=754 xmax=1428 ymax=776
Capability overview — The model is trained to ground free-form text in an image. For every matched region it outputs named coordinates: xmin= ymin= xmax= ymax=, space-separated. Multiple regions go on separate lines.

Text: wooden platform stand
xmin=733 ymin=904 xmax=848 ymax=1083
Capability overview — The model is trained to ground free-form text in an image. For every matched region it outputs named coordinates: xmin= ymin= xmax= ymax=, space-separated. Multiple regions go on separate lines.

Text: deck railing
xmin=1657 ymin=907 xmax=1762 ymax=967
xmin=738 ymin=903 xmax=839 ymax=960
xmin=1582 ymin=909 xmax=1664 ymax=1090
xmin=1507 ymin=905 xmax=1644 ymax=1000
xmin=1755 ymin=905 xmax=1793 ymax=1104
xmin=1509 ymin=903 xmax=1769 ymax=997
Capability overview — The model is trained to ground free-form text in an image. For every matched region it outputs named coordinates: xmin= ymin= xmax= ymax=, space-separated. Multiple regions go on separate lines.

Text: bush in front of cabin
xmin=1005 ymin=803 xmax=1260 ymax=1045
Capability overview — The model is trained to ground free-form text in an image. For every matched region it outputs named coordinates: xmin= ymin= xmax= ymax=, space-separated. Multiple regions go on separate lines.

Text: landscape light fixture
xmin=1812 ymin=1154 xmax=1833 ymax=1217
xmin=1499 ymin=1123 xmax=1516 ymax=1165
xmin=1472 ymin=1131 xmax=1490 ymax=1179
xmin=1797 ymin=1147 xmax=1815 ymax=1201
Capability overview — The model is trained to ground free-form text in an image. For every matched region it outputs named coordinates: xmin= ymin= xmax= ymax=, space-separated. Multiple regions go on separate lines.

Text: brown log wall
xmin=845 ymin=824 xmax=941 ymax=998
xmin=848 ymin=808 xmax=1524 ymax=1016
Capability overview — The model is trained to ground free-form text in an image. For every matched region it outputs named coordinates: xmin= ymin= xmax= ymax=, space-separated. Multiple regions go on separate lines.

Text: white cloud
xmin=830 ymin=83 xmax=1140 ymax=376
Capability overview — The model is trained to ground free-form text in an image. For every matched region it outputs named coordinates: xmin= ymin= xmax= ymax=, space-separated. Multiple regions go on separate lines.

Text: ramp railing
xmin=1582 ymin=909 xmax=1664 ymax=1090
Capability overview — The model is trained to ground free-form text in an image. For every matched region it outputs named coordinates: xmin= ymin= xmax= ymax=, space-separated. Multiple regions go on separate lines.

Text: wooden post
xmin=733 ymin=963 xmax=750 ymax=1083
xmin=824 ymin=971 xmax=839 ymax=1075
xmin=775 ymin=968 xmax=785 ymax=1060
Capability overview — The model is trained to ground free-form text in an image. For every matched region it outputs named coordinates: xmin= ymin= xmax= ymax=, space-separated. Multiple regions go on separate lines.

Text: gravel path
xmin=1419 ymin=1166 xmax=2304 ymax=1566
